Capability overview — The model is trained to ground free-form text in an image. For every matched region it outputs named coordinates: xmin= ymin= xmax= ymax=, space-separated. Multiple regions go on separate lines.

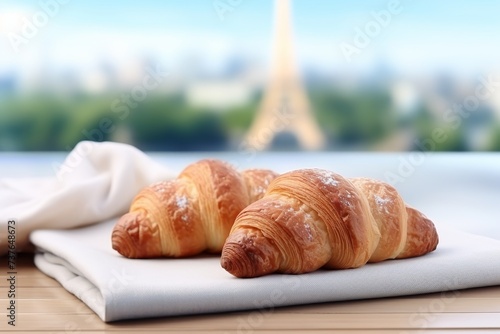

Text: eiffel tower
xmin=244 ymin=0 xmax=326 ymax=150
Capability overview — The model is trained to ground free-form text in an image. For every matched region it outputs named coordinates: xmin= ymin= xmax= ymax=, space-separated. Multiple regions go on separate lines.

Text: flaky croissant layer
xmin=221 ymin=169 xmax=439 ymax=278
xmin=112 ymin=159 xmax=278 ymax=258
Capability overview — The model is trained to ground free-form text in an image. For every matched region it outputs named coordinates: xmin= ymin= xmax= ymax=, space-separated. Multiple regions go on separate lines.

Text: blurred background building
xmin=0 ymin=0 xmax=499 ymax=152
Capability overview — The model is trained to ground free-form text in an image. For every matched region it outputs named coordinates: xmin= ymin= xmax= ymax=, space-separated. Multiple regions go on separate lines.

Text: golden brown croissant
xmin=112 ymin=159 xmax=278 ymax=258
xmin=221 ymin=169 xmax=439 ymax=278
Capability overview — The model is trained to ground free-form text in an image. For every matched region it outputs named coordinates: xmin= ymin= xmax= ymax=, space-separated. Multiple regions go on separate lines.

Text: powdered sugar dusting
xmin=374 ymin=194 xmax=390 ymax=213
xmin=340 ymin=190 xmax=354 ymax=208
xmin=374 ymin=195 xmax=389 ymax=206
xmin=176 ymin=196 xmax=188 ymax=209
xmin=315 ymin=169 xmax=339 ymax=187
xmin=303 ymin=222 xmax=313 ymax=241
xmin=256 ymin=186 xmax=265 ymax=195
xmin=175 ymin=196 xmax=190 ymax=223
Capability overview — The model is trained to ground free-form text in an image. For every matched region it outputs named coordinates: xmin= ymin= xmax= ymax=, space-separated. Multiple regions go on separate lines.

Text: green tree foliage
xmin=310 ymin=89 xmax=396 ymax=148
xmin=486 ymin=124 xmax=500 ymax=151
xmin=0 ymin=88 xmax=497 ymax=151
xmin=0 ymin=95 xmax=71 ymax=150
xmin=123 ymin=95 xmax=227 ymax=151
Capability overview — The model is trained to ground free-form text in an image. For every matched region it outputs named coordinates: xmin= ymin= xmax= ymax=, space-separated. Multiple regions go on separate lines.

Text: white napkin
xmin=31 ymin=220 xmax=500 ymax=322
xmin=0 ymin=141 xmax=175 ymax=255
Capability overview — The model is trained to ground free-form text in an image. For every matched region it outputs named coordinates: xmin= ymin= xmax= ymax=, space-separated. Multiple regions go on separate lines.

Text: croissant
xmin=221 ymin=169 xmax=439 ymax=278
xmin=112 ymin=159 xmax=278 ymax=258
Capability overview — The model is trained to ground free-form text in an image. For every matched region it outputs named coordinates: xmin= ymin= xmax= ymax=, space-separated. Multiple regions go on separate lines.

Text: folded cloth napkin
xmin=0 ymin=141 xmax=175 ymax=255
xmin=31 ymin=221 xmax=500 ymax=322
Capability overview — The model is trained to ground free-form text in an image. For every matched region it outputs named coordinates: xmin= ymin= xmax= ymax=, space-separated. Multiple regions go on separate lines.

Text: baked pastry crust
xmin=112 ymin=159 xmax=278 ymax=258
xmin=221 ymin=169 xmax=439 ymax=278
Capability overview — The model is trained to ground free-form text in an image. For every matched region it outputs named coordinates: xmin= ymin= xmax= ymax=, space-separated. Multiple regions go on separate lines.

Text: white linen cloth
xmin=31 ymin=221 xmax=500 ymax=322
xmin=0 ymin=141 xmax=175 ymax=255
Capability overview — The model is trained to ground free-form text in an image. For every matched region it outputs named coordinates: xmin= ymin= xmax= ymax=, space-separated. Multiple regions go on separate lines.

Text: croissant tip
xmin=220 ymin=256 xmax=238 ymax=276
xmin=221 ymin=228 xmax=280 ymax=278
xmin=111 ymin=212 xmax=142 ymax=258
xmin=220 ymin=245 xmax=250 ymax=278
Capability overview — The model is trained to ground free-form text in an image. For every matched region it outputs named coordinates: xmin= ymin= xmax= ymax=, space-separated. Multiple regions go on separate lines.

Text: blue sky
xmin=1 ymin=0 xmax=500 ymax=78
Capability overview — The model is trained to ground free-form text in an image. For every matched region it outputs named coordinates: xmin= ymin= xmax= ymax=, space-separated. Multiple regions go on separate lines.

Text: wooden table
xmin=1 ymin=253 xmax=500 ymax=333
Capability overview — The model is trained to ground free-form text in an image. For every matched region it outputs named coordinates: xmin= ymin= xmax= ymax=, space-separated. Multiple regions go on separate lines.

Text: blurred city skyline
xmin=2 ymin=0 xmax=500 ymax=91
xmin=0 ymin=1 xmax=499 ymax=152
